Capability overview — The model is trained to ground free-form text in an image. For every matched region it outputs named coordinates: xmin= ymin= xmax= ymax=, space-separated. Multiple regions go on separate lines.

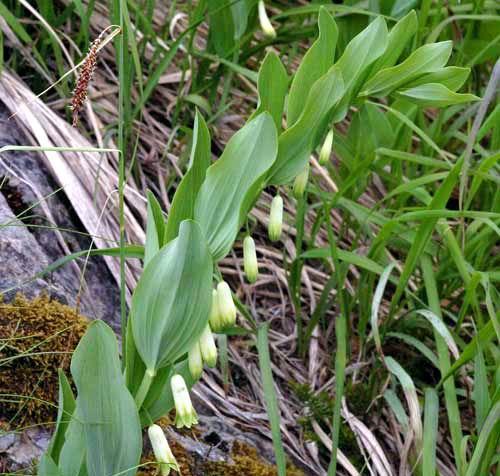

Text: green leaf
xmin=131 ymin=220 xmax=213 ymax=371
xmin=369 ymin=10 xmax=418 ymax=74
xmin=384 ymin=389 xmax=409 ymax=432
xmin=347 ymin=103 xmax=395 ymax=157
xmin=125 ymin=316 xmax=146 ymax=398
xmin=38 ymin=454 xmax=63 ymax=476
xmin=391 ymin=0 xmax=417 ymax=18
xmin=361 ymin=41 xmax=453 ymax=97
xmin=397 ymin=83 xmax=480 ymax=107
xmin=385 ymin=357 xmax=422 ymax=449
xmin=415 ymin=310 xmax=459 ymax=358
xmin=287 ymin=7 xmax=338 ymax=126
xmin=465 ymin=401 xmax=500 ymax=476
xmin=386 ymin=332 xmax=440 ymax=368
xmin=165 ymin=110 xmax=211 ymax=242
xmin=423 ymin=388 xmax=439 ymax=476
xmin=376 ymin=148 xmax=450 ymax=169
xmin=440 ymin=321 xmax=495 ymax=385
xmin=473 ymin=344 xmax=490 ymax=432
xmin=333 ymin=16 xmax=388 ymax=119
xmin=141 ymin=359 xmax=196 ymax=423
xmin=45 ymin=370 xmax=76 ymax=464
xmin=209 ymin=0 xmax=235 ymax=57
xmin=195 ymin=113 xmax=278 ymax=260
xmin=250 ymin=51 xmax=289 ymax=131
xmin=231 ymin=0 xmax=250 ymax=40
xmin=144 ymin=190 xmax=166 ymax=266
xmin=58 ymin=406 xmax=86 ymax=476
xmin=301 ymin=247 xmax=386 ymax=276
xmin=0 ymin=1 xmax=32 ymax=43
xmin=257 ymin=324 xmax=286 ymax=476
xmin=390 ymin=158 xmax=463 ymax=308
xmin=383 ymin=172 xmax=449 ymax=202
xmin=269 ymin=66 xmax=344 ymax=185
xmin=404 ymin=66 xmax=471 ymax=91
xmin=70 ymin=321 xmax=142 ymax=476
xmin=372 ymin=264 xmax=396 ymax=357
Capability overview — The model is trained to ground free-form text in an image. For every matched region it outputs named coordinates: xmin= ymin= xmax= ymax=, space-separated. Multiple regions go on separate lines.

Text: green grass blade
xmin=423 ymin=388 xmax=439 ymax=475
xmin=422 ymin=256 xmax=463 ymax=470
xmin=256 ymin=324 xmax=286 ymax=476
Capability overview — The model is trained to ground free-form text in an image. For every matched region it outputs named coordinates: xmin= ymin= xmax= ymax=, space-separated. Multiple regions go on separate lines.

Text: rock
xmin=0 ymin=192 xmax=53 ymax=299
xmin=0 ymin=105 xmax=121 ymax=328
xmin=0 ymin=428 xmax=51 ymax=471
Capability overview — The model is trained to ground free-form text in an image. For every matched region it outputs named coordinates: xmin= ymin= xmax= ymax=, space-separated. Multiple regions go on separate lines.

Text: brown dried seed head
xmin=71 ymin=36 xmax=102 ymax=127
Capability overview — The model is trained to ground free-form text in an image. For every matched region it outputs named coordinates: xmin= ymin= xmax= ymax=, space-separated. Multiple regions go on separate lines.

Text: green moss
xmin=290 ymin=381 xmax=365 ymax=469
xmin=344 ymin=381 xmax=372 ymax=418
xmin=0 ymin=294 xmax=88 ymax=426
xmin=203 ymin=441 xmax=304 ymax=476
xmin=138 ymin=428 xmax=304 ymax=476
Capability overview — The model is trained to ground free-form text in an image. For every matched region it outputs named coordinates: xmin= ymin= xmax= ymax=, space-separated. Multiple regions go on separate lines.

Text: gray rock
xmin=0 ymin=105 xmax=121 ymax=328
xmin=0 ymin=428 xmax=51 ymax=471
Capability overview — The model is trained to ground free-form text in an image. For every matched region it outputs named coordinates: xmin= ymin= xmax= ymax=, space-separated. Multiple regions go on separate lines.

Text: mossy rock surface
xmin=138 ymin=436 xmax=305 ymax=476
xmin=0 ymin=294 xmax=88 ymax=426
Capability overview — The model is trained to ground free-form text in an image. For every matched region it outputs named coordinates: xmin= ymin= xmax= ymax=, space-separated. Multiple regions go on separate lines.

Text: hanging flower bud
xmin=199 ymin=324 xmax=217 ymax=368
xmin=319 ymin=129 xmax=334 ymax=165
xmin=258 ymin=0 xmax=276 ymax=39
xmin=170 ymin=374 xmax=198 ymax=429
xmin=188 ymin=342 xmax=203 ymax=380
xmin=243 ymin=235 xmax=258 ymax=283
xmin=217 ymin=281 xmax=237 ymax=328
xmin=147 ymin=424 xmax=179 ymax=476
xmin=293 ymin=163 xmax=310 ymax=199
xmin=209 ymin=289 xmax=224 ymax=333
xmin=268 ymin=194 xmax=283 ymax=242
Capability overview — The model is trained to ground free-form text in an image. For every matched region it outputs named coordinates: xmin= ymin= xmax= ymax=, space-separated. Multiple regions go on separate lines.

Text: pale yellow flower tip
xmin=188 ymin=342 xmax=203 ymax=380
xmin=268 ymin=194 xmax=283 ymax=242
xmin=258 ymin=0 xmax=276 ymax=39
xmin=199 ymin=324 xmax=218 ymax=368
xmin=217 ymin=281 xmax=237 ymax=328
xmin=319 ymin=129 xmax=334 ymax=165
xmin=147 ymin=424 xmax=179 ymax=475
xmin=170 ymin=374 xmax=198 ymax=429
xmin=293 ymin=163 xmax=310 ymax=199
xmin=243 ymin=235 xmax=259 ymax=283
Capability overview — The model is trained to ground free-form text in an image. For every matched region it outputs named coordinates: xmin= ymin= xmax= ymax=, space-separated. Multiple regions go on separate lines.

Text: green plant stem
xmin=324 ymin=202 xmax=348 ymax=476
xmin=135 ymin=370 xmax=155 ymax=410
xmin=114 ymin=0 xmax=127 ymax=368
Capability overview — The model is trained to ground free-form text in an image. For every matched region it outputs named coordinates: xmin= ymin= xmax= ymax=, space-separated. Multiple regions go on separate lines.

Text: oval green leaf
xmin=268 ymin=66 xmax=344 ymax=185
xmin=165 ymin=110 xmax=211 ymax=243
xmin=361 ymin=41 xmax=453 ymax=97
xmin=131 ymin=219 xmax=213 ymax=371
xmin=287 ymin=7 xmax=338 ymax=127
xmin=397 ymin=83 xmax=480 ymax=107
xmin=70 ymin=320 xmax=142 ymax=476
xmin=195 ymin=112 xmax=278 ymax=260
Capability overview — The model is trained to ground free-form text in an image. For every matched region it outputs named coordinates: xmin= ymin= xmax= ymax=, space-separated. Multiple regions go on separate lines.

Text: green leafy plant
xmin=19 ymin=5 xmax=488 ymax=476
